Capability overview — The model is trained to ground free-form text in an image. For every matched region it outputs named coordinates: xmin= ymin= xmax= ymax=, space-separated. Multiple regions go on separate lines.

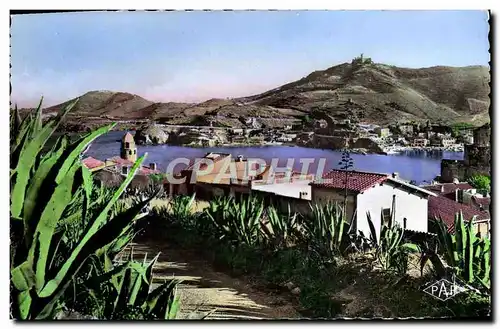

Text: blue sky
xmin=11 ymin=10 xmax=490 ymax=107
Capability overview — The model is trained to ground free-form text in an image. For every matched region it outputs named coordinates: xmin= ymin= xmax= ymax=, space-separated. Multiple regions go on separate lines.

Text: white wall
xmin=356 ymin=183 xmax=429 ymax=241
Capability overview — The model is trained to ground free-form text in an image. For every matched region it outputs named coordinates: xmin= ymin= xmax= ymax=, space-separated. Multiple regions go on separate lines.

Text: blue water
xmin=85 ymin=131 xmax=464 ymax=185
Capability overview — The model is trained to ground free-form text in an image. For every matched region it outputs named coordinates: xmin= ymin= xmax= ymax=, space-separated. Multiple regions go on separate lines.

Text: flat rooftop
xmin=251 ymin=180 xmax=312 ymax=201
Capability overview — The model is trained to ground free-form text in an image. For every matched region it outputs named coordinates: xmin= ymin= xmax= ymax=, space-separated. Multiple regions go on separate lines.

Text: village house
xmin=251 ymin=172 xmax=315 ymax=213
xmin=423 ymin=182 xmax=491 ymax=238
xmin=169 ymin=153 xmax=273 ymax=199
xmin=411 ymin=138 xmax=429 ymax=148
xmin=82 ymin=132 xmax=160 ymax=177
xmin=440 ymin=136 xmax=456 ymax=148
xmin=310 ymin=170 xmax=436 ymax=240
xmin=374 ymin=127 xmax=390 ymax=138
xmin=427 ymin=194 xmax=490 ymax=238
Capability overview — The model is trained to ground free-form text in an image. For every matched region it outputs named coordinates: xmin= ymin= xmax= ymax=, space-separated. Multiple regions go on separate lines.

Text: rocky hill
xmin=238 ymin=59 xmax=490 ymax=125
xmin=29 ymin=58 xmax=490 ymax=129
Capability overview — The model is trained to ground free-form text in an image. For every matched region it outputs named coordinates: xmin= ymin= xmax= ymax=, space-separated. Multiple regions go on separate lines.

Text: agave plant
xmin=302 ymin=202 xmax=347 ymax=256
xmin=260 ymin=204 xmax=299 ymax=249
xmin=168 ymin=194 xmax=196 ymax=226
xmin=366 ymin=202 xmax=419 ymax=274
xmin=8 ymin=99 xmax=160 ymax=319
xmin=75 ymin=249 xmax=181 ymax=320
xmin=204 ymin=195 xmax=264 ymax=246
xmin=427 ymin=212 xmax=491 ymax=290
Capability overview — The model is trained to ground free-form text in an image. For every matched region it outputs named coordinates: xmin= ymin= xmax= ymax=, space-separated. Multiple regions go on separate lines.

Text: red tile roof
xmin=107 ymin=156 xmax=160 ymax=176
xmin=108 ymin=156 xmax=134 ymax=166
xmin=473 ymin=196 xmax=491 ymax=206
xmin=311 ymin=170 xmax=389 ymax=192
xmin=428 ymin=195 xmax=490 ymax=233
xmin=139 ymin=167 xmax=160 ymax=175
xmin=82 ymin=157 xmax=105 ymax=169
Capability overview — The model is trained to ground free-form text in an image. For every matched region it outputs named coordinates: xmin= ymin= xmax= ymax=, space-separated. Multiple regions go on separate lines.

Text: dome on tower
xmin=122 ymin=132 xmax=135 ymax=143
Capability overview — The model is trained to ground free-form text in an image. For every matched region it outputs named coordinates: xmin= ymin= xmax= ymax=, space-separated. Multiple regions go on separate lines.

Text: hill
xmin=238 ymin=59 xmax=490 ymax=125
xmin=30 ymin=58 xmax=490 ymax=129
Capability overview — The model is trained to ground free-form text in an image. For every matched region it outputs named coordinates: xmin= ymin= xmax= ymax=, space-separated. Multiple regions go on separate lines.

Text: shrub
xmin=9 ymin=99 xmax=179 ymax=320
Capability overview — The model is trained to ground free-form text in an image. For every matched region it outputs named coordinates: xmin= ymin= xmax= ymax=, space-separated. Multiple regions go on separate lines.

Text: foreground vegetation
xmin=144 ymin=194 xmax=491 ymax=319
xmin=10 ymin=101 xmax=180 ymax=320
xmin=9 ymin=99 xmax=491 ymax=320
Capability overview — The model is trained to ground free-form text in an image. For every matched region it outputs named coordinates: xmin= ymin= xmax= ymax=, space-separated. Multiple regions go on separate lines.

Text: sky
xmin=10 ymin=10 xmax=490 ymax=107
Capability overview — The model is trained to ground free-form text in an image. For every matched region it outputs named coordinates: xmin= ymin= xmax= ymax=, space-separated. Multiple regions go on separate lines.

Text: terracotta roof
xmin=428 ymin=195 xmax=490 ymax=233
xmin=139 ymin=167 xmax=160 ymax=175
xmin=107 ymin=156 xmax=134 ymax=166
xmin=311 ymin=170 xmax=389 ymax=193
xmin=82 ymin=156 xmax=105 ymax=170
xmin=422 ymin=183 xmax=473 ymax=195
xmin=471 ymin=196 xmax=491 ymax=211
xmin=106 ymin=156 xmax=160 ymax=176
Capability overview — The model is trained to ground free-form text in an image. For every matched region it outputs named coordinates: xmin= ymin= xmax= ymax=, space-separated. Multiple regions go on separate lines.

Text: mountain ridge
xmin=25 ymin=60 xmax=490 ymax=128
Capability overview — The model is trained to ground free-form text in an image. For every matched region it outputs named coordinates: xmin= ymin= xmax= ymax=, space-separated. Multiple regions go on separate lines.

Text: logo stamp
xmin=423 ymin=276 xmax=468 ymax=301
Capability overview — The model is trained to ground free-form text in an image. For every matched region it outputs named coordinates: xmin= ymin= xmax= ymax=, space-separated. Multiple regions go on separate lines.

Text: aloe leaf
xmin=31 ymin=166 xmax=77 ymax=293
xmin=38 ymin=155 xmax=146 ymax=298
xmin=10 ymin=99 xmax=78 ymax=218
xmin=11 ymin=261 xmax=36 ymax=291
xmin=55 ymin=123 xmax=116 ymax=184
xmin=22 ymin=136 xmax=68 ymax=244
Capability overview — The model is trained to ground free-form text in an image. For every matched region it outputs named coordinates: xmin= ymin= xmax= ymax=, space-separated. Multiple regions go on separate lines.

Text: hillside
xmin=238 ymin=61 xmax=491 ymax=125
xmin=31 ymin=59 xmax=490 ymax=129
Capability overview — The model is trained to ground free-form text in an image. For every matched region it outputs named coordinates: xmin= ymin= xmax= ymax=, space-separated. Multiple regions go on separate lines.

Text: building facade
xmin=310 ymin=170 xmax=435 ymax=240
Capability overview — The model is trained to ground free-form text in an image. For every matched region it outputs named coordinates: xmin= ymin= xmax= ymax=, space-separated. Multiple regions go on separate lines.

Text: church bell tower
xmin=121 ymin=132 xmax=137 ymax=162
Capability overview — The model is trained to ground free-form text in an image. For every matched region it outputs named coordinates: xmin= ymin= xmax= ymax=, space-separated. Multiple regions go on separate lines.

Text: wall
xmin=440 ymin=160 xmax=466 ymax=183
xmin=464 ymin=145 xmax=490 ymax=168
xmin=473 ymin=221 xmax=490 ymax=239
xmin=311 ymin=187 xmax=356 ymax=222
xmin=356 ymin=183 xmax=429 ymax=241
xmin=474 ymin=124 xmax=490 ymax=146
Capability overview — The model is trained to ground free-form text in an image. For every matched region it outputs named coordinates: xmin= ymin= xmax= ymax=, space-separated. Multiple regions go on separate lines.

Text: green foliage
xmin=366 ymin=200 xmax=419 ymax=274
xmin=204 ymin=195 xmax=264 ymax=246
xmin=168 ymin=194 xmax=196 ymax=225
xmin=149 ymin=173 xmax=167 ymax=184
xmin=430 ymin=212 xmax=490 ymax=291
xmin=303 ymin=203 xmax=346 ymax=257
xmin=261 ymin=204 xmax=299 ymax=250
xmin=9 ymin=98 xmax=179 ymax=320
xmin=467 ymin=174 xmax=491 ymax=194
xmin=76 ymin=250 xmax=180 ymax=320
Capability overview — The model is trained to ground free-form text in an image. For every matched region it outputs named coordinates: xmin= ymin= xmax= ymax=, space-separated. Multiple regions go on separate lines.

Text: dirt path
xmin=125 ymin=242 xmax=301 ymax=320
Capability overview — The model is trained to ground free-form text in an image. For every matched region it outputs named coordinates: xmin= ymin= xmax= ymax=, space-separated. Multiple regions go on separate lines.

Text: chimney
xmin=441 ymin=185 xmax=445 ymax=193
xmin=237 ymin=155 xmax=244 ymax=162
xmin=392 ymin=172 xmax=399 ymax=179
xmin=149 ymin=163 xmax=157 ymax=171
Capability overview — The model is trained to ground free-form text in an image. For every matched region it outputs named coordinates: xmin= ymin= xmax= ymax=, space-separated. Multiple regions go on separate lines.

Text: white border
xmin=2 ymin=1 xmax=497 ymax=328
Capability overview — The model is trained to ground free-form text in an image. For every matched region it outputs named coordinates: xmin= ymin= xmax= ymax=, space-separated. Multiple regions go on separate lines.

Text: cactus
xmin=302 ymin=202 xmax=347 ymax=256
xmin=432 ymin=212 xmax=490 ymax=290
xmin=8 ymin=98 xmax=162 ymax=319
xmin=366 ymin=199 xmax=419 ymax=273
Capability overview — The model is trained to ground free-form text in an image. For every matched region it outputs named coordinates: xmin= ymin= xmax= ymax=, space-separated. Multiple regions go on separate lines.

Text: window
xmin=125 ymin=142 xmax=130 ymax=148
xmin=134 ymin=150 xmax=137 ymax=155
xmin=403 ymin=218 xmax=407 ymax=230
xmin=129 ymin=150 xmax=132 ymax=155
xmin=382 ymin=208 xmax=391 ymax=226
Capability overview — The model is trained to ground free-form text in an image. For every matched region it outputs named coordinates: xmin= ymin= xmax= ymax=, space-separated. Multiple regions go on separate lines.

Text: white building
xmin=310 ymin=170 xmax=436 ymax=240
